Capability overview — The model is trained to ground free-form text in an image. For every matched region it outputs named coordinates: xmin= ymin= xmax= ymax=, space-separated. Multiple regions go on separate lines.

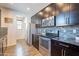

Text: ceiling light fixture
xmin=27 ymin=8 xmax=30 ymax=11
xmin=56 ymin=3 xmax=64 ymax=7
xmin=38 ymin=12 xmax=43 ymax=16
xmin=45 ymin=7 xmax=52 ymax=12
xmin=9 ymin=3 xmax=14 ymax=5
xmin=44 ymin=14 xmax=49 ymax=18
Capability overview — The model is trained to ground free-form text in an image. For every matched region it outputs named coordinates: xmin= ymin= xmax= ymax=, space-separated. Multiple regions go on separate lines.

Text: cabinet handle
xmin=66 ymin=18 xmax=68 ymax=24
xmin=63 ymin=50 xmax=66 ymax=56
xmin=59 ymin=43 xmax=69 ymax=48
xmin=68 ymin=17 xmax=70 ymax=24
xmin=61 ymin=49 xmax=64 ymax=56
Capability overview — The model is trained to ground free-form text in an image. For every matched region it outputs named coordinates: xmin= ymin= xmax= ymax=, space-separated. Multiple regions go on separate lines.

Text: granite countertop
xmin=0 ymin=27 xmax=7 ymax=38
xmin=52 ymin=37 xmax=79 ymax=47
xmin=39 ymin=34 xmax=79 ymax=46
xmin=40 ymin=35 xmax=54 ymax=39
xmin=33 ymin=33 xmax=79 ymax=46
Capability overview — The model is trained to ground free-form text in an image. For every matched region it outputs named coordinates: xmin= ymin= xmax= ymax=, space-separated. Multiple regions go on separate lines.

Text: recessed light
xmin=27 ymin=8 xmax=30 ymax=11
xmin=45 ymin=7 xmax=52 ymax=12
xmin=56 ymin=3 xmax=64 ymax=7
xmin=52 ymin=11 xmax=59 ymax=16
xmin=44 ymin=14 xmax=49 ymax=18
xmin=9 ymin=3 xmax=14 ymax=5
xmin=38 ymin=12 xmax=43 ymax=16
xmin=46 ymin=18 xmax=49 ymax=20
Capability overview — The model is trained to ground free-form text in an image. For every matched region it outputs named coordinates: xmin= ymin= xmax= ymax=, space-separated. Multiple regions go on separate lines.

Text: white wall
xmin=0 ymin=7 xmax=29 ymax=47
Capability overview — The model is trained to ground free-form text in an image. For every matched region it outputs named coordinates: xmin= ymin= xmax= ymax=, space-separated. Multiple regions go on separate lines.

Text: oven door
xmin=39 ymin=37 xmax=51 ymax=56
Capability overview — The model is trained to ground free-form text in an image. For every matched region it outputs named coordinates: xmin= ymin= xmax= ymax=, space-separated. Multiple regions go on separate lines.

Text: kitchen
xmin=0 ymin=3 xmax=79 ymax=56
xmin=31 ymin=3 xmax=79 ymax=56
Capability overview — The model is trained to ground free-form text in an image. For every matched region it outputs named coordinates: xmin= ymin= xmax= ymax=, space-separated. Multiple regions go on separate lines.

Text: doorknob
xmin=66 ymin=18 xmax=68 ymax=24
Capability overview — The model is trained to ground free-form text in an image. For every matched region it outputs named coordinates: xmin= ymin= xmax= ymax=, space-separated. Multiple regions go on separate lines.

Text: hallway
xmin=4 ymin=39 xmax=42 ymax=56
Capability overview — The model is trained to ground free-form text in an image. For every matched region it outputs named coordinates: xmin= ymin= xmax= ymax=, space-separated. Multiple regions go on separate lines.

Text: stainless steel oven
xmin=39 ymin=36 xmax=51 ymax=56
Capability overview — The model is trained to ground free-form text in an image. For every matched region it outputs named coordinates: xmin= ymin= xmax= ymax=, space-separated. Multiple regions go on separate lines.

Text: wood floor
xmin=4 ymin=39 xmax=42 ymax=56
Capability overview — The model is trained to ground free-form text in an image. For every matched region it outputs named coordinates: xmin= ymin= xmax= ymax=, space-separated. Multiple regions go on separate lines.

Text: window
xmin=17 ymin=20 xmax=23 ymax=29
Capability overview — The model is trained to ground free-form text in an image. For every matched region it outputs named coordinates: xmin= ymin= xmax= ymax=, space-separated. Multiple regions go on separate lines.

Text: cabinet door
xmin=64 ymin=44 xmax=79 ymax=56
xmin=51 ymin=40 xmax=62 ymax=56
xmin=35 ymin=35 xmax=39 ymax=50
xmin=32 ymin=34 xmax=39 ymax=50
xmin=0 ymin=39 xmax=3 ymax=56
xmin=69 ymin=11 xmax=79 ymax=25
xmin=51 ymin=45 xmax=63 ymax=56
xmin=56 ymin=12 xmax=67 ymax=26
xmin=65 ymin=47 xmax=79 ymax=56
xmin=3 ymin=35 xmax=7 ymax=53
xmin=0 ymin=9 xmax=1 ymax=27
xmin=69 ymin=4 xmax=79 ymax=25
xmin=32 ymin=34 xmax=36 ymax=48
xmin=62 ymin=3 xmax=70 ymax=25
xmin=56 ymin=3 xmax=70 ymax=26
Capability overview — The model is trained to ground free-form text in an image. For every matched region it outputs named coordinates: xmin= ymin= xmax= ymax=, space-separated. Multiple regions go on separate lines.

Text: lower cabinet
xmin=65 ymin=49 xmax=79 ymax=56
xmin=51 ymin=45 xmax=62 ymax=56
xmin=0 ymin=39 xmax=3 ymax=56
xmin=51 ymin=40 xmax=63 ymax=56
xmin=3 ymin=35 xmax=7 ymax=54
xmin=51 ymin=39 xmax=79 ymax=56
xmin=32 ymin=34 xmax=39 ymax=50
xmin=0 ymin=35 xmax=7 ymax=56
xmin=65 ymin=45 xmax=79 ymax=56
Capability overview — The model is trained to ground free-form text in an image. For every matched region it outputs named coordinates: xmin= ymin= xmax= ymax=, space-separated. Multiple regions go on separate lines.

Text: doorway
xmin=16 ymin=17 xmax=26 ymax=40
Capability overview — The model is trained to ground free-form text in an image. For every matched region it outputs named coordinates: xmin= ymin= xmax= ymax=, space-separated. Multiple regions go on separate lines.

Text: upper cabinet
xmin=41 ymin=16 xmax=55 ymax=27
xmin=69 ymin=3 xmax=79 ymax=25
xmin=31 ymin=15 xmax=42 ymax=24
xmin=31 ymin=3 xmax=79 ymax=27
xmin=56 ymin=3 xmax=79 ymax=26
xmin=0 ymin=10 xmax=1 ymax=27
xmin=40 ymin=4 xmax=56 ymax=27
xmin=56 ymin=3 xmax=70 ymax=26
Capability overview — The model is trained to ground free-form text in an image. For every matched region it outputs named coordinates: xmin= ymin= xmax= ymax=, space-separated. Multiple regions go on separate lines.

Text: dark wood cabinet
xmin=56 ymin=3 xmax=79 ymax=26
xmin=64 ymin=48 xmax=79 ymax=56
xmin=56 ymin=3 xmax=70 ymax=26
xmin=31 ymin=3 xmax=79 ymax=27
xmin=69 ymin=4 xmax=79 ymax=25
xmin=56 ymin=12 xmax=67 ymax=26
xmin=51 ymin=39 xmax=79 ymax=56
xmin=32 ymin=34 xmax=39 ymax=50
xmin=0 ymin=10 xmax=1 ymax=27
xmin=0 ymin=35 xmax=7 ymax=56
xmin=0 ymin=39 xmax=3 ymax=56
xmin=41 ymin=16 xmax=55 ymax=27
xmin=51 ymin=40 xmax=63 ymax=56
xmin=64 ymin=44 xmax=79 ymax=56
xmin=65 ymin=48 xmax=79 ymax=56
xmin=69 ymin=11 xmax=79 ymax=25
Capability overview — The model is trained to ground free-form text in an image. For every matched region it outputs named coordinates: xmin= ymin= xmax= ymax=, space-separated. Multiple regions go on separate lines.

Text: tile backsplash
xmin=37 ymin=25 xmax=79 ymax=38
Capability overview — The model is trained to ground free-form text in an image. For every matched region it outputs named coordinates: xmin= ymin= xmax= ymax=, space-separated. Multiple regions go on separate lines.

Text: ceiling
xmin=0 ymin=3 xmax=49 ymax=17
